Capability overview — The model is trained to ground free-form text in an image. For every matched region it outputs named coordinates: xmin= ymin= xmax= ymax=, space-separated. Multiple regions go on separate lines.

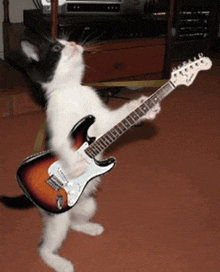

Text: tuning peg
xmin=178 ymin=65 xmax=182 ymax=69
xmin=182 ymin=61 xmax=187 ymax=66
xmin=194 ymin=57 xmax=197 ymax=61
xmin=198 ymin=53 xmax=203 ymax=58
xmin=172 ymin=67 xmax=177 ymax=72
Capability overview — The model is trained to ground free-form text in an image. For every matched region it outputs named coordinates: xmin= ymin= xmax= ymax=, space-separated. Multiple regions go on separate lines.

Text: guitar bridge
xmin=46 ymin=175 xmax=63 ymax=191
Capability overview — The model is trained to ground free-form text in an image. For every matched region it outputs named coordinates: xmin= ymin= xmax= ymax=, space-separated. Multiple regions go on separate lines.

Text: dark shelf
xmin=23 ymin=9 xmax=168 ymax=43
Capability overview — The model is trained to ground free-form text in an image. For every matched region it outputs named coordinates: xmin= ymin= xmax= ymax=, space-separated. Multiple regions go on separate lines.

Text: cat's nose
xmin=70 ymin=42 xmax=76 ymax=49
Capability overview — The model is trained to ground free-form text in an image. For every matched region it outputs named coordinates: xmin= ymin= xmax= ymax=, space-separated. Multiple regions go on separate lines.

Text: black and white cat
xmin=12 ymin=37 xmax=161 ymax=272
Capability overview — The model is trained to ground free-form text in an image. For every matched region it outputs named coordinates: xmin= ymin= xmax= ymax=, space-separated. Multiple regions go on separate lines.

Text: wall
xmin=0 ymin=0 xmax=35 ymax=59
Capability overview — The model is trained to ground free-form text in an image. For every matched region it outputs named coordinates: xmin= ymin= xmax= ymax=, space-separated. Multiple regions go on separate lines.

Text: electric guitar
xmin=16 ymin=54 xmax=212 ymax=213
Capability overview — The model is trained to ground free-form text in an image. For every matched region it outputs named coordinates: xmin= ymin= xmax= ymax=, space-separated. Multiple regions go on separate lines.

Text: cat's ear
xmin=21 ymin=40 xmax=39 ymax=62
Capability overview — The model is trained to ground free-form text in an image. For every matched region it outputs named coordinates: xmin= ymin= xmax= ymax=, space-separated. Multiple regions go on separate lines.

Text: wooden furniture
xmin=3 ymin=0 xmax=176 ymax=83
xmin=2 ymin=0 xmax=219 ymax=84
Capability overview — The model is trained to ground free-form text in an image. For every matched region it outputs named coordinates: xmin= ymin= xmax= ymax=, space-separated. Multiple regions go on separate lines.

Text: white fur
xmin=24 ymin=40 xmax=160 ymax=272
xmin=21 ymin=40 xmax=39 ymax=61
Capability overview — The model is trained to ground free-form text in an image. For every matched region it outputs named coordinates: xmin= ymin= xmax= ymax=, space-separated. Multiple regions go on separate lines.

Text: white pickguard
xmin=48 ymin=142 xmax=115 ymax=207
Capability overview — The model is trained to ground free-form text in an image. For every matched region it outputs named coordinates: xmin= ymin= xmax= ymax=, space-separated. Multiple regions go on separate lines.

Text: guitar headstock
xmin=170 ymin=54 xmax=212 ymax=87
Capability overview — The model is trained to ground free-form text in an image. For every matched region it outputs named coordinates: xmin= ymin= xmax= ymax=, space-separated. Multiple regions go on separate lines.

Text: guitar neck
xmin=85 ymin=80 xmax=175 ymax=159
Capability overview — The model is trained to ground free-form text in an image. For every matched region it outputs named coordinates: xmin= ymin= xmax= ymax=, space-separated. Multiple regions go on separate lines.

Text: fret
xmin=118 ymin=123 xmax=127 ymax=133
xmin=84 ymin=148 xmax=93 ymax=158
xmin=122 ymin=119 xmax=131 ymax=129
xmin=163 ymin=82 xmax=174 ymax=96
xmin=114 ymin=125 xmax=123 ymax=135
xmin=101 ymin=136 xmax=111 ymax=145
xmin=95 ymin=142 xmax=103 ymax=153
xmin=130 ymin=111 xmax=139 ymax=121
xmin=145 ymin=99 xmax=155 ymax=109
xmin=90 ymin=145 xmax=101 ymax=155
xmin=110 ymin=128 xmax=120 ymax=138
xmin=140 ymin=103 xmax=149 ymax=113
xmin=135 ymin=107 xmax=145 ymax=117
xmin=107 ymin=130 xmax=117 ymax=141
xmin=86 ymin=146 xmax=94 ymax=156
xmin=90 ymin=150 xmax=97 ymax=157
xmin=92 ymin=142 xmax=101 ymax=153
xmin=156 ymin=89 xmax=165 ymax=100
xmin=129 ymin=113 xmax=136 ymax=122
xmin=124 ymin=117 xmax=133 ymax=128
xmin=151 ymin=94 xmax=160 ymax=104
xmin=121 ymin=121 xmax=128 ymax=130
xmin=105 ymin=133 xmax=113 ymax=143
xmin=106 ymin=127 xmax=122 ymax=143
xmin=127 ymin=115 xmax=136 ymax=125
xmin=99 ymin=137 xmax=108 ymax=148
xmin=96 ymin=139 xmax=106 ymax=150
xmin=85 ymin=147 xmax=96 ymax=158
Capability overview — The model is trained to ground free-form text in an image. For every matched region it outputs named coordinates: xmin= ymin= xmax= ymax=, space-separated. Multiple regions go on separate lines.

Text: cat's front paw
xmin=65 ymin=154 xmax=89 ymax=179
xmin=128 ymin=96 xmax=160 ymax=122
xmin=67 ymin=164 xmax=88 ymax=179
xmin=137 ymin=96 xmax=161 ymax=120
xmin=127 ymin=96 xmax=145 ymax=111
xmin=145 ymin=103 xmax=161 ymax=120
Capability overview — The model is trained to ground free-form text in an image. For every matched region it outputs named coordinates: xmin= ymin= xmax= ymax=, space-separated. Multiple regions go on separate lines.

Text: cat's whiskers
xmin=79 ymin=29 xmax=106 ymax=47
xmin=83 ymin=44 xmax=102 ymax=52
xmin=58 ymin=29 xmax=75 ymax=41
xmin=79 ymin=29 xmax=101 ymax=47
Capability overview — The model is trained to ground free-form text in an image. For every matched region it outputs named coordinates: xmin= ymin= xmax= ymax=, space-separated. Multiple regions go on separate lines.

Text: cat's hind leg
xmin=38 ymin=212 xmax=74 ymax=272
xmin=70 ymin=196 xmax=104 ymax=236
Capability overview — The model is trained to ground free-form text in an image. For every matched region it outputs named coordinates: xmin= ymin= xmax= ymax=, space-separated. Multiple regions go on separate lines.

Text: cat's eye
xmin=52 ymin=44 xmax=63 ymax=52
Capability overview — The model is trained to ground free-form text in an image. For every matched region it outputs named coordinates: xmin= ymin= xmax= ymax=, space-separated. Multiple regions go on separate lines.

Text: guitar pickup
xmin=46 ymin=175 xmax=64 ymax=191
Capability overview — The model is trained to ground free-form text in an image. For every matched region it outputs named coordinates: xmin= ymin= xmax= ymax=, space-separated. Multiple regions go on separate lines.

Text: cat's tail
xmin=0 ymin=195 xmax=35 ymax=210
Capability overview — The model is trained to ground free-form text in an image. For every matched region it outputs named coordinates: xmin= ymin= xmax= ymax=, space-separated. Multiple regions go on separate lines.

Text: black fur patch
xmin=19 ymin=33 xmax=65 ymax=107
xmin=21 ymin=37 xmax=64 ymax=84
xmin=0 ymin=195 xmax=34 ymax=210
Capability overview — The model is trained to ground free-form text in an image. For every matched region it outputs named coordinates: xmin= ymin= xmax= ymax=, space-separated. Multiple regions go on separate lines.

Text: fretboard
xmin=85 ymin=80 xmax=175 ymax=159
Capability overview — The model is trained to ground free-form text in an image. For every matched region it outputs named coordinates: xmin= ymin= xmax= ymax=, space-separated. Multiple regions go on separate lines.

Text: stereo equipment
xmin=24 ymin=10 xmax=167 ymax=42
xmin=41 ymin=0 xmax=123 ymax=14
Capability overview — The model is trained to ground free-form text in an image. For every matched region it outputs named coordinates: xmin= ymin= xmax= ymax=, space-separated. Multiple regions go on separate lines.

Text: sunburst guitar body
xmin=17 ymin=115 xmax=115 ymax=213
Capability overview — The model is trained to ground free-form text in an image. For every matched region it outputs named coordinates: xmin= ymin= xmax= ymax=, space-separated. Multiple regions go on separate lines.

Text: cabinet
xmin=84 ymin=38 xmax=166 ymax=83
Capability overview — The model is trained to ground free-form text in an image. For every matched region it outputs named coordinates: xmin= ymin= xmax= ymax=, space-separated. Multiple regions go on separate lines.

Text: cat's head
xmin=21 ymin=37 xmax=84 ymax=85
